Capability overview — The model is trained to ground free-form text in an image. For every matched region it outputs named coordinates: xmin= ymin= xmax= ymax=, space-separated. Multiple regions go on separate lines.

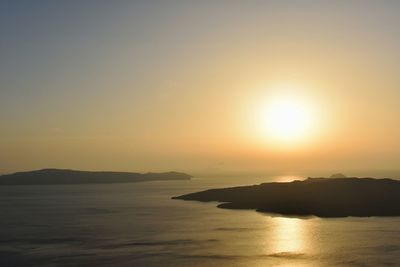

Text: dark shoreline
xmin=173 ymin=177 xmax=400 ymax=218
xmin=0 ymin=169 xmax=192 ymax=185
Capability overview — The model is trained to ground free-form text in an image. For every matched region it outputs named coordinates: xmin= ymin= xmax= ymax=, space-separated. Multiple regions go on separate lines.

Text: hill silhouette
xmin=0 ymin=169 xmax=192 ymax=185
xmin=173 ymin=177 xmax=400 ymax=217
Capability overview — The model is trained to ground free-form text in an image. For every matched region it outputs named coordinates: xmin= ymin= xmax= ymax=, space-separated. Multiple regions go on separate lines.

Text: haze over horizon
xmin=1 ymin=1 xmax=400 ymax=174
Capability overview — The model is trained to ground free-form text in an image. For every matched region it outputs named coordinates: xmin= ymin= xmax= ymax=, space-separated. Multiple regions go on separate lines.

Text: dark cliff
xmin=173 ymin=177 xmax=400 ymax=217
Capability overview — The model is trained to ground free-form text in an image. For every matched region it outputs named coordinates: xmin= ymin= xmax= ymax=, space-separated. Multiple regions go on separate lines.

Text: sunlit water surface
xmin=0 ymin=175 xmax=399 ymax=266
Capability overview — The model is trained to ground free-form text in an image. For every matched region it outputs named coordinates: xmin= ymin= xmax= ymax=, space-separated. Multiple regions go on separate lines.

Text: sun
xmin=258 ymin=94 xmax=314 ymax=142
xmin=265 ymin=97 xmax=311 ymax=140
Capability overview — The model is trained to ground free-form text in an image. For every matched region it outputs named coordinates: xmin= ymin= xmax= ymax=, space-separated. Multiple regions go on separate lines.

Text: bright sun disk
xmin=259 ymin=95 xmax=313 ymax=142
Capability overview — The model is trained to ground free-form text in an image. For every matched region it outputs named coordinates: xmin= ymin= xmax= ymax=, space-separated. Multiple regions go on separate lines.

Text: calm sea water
xmin=1 ymin=175 xmax=400 ymax=266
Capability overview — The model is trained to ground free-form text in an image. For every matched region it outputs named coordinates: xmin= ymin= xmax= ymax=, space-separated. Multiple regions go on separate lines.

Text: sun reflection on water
xmin=272 ymin=217 xmax=306 ymax=253
xmin=275 ymin=175 xmax=303 ymax=183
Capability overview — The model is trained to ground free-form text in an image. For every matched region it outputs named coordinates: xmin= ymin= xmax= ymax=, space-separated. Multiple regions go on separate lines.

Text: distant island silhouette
xmin=0 ymin=169 xmax=192 ymax=185
xmin=173 ymin=177 xmax=400 ymax=217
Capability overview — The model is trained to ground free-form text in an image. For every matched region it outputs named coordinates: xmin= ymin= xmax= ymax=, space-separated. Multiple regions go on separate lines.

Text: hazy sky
xmin=1 ymin=1 xmax=400 ymax=174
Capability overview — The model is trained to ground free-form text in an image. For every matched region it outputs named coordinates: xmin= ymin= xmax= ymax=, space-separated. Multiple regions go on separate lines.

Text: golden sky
xmin=1 ymin=1 xmax=399 ymax=174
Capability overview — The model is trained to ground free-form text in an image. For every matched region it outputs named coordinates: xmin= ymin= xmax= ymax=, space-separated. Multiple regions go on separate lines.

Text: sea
xmin=1 ymin=173 xmax=400 ymax=266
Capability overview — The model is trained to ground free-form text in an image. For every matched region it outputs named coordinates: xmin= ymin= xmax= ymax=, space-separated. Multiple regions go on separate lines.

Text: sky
xmin=1 ymin=0 xmax=400 ymax=175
